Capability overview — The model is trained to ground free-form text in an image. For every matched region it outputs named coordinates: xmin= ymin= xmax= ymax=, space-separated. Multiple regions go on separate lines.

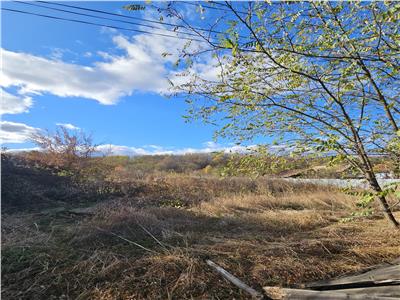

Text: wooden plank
xmin=305 ymin=279 xmax=400 ymax=291
xmin=263 ymin=287 xmax=399 ymax=300
xmin=304 ymin=263 xmax=400 ymax=289
xmin=332 ymin=285 xmax=400 ymax=297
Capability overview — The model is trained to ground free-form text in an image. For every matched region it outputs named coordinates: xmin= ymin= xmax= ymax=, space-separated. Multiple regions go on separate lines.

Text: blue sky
xmin=1 ymin=1 xmax=252 ymax=155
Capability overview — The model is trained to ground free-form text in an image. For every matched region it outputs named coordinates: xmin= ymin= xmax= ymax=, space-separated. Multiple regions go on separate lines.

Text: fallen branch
xmin=206 ymin=259 xmax=264 ymax=299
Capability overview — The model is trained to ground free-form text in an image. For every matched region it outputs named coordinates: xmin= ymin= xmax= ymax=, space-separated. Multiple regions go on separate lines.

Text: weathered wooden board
xmin=304 ymin=263 xmax=400 ymax=289
xmin=265 ymin=259 xmax=400 ymax=299
xmin=332 ymin=285 xmax=400 ymax=297
xmin=263 ymin=287 xmax=399 ymax=300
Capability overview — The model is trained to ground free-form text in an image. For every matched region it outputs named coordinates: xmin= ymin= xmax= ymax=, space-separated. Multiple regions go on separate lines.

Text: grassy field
xmin=2 ymin=155 xmax=400 ymax=299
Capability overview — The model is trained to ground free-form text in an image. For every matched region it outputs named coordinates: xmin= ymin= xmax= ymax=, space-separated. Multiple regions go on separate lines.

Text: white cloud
xmin=4 ymin=139 xmax=287 ymax=156
xmin=1 ymin=88 xmax=33 ymax=115
xmin=0 ymin=121 xmax=39 ymax=144
xmin=96 ymin=141 xmax=254 ymax=156
xmin=48 ymin=47 xmax=77 ymax=61
xmin=55 ymin=123 xmax=80 ymax=130
xmin=1 ymin=30 xmax=214 ymax=105
xmin=97 ymin=144 xmax=150 ymax=156
xmin=5 ymin=146 xmax=41 ymax=153
xmin=2 ymin=48 xmax=129 ymax=105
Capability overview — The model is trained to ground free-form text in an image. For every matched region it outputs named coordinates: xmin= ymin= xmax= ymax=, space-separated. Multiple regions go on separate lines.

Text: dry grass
xmin=2 ymin=175 xmax=400 ymax=299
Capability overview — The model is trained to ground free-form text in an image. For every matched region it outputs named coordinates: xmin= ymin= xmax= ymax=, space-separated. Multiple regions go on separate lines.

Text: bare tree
xmin=30 ymin=125 xmax=97 ymax=170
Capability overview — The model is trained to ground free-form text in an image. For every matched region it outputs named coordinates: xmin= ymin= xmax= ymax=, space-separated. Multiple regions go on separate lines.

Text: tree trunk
xmin=376 ymin=193 xmax=400 ymax=228
xmin=366 ymin=171 xmax=399 ymax=228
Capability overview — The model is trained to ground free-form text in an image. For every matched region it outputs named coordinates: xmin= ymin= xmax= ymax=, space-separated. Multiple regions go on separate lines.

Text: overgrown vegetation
xmin=2 ymin=151 xmax=400 ymax=299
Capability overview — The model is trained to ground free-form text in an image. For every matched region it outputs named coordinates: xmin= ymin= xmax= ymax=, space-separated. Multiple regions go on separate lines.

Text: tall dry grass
xmin=2 ymin=173 xmax=400 ymax=299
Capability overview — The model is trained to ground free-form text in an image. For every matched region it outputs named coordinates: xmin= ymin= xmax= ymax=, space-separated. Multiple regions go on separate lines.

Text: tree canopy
xmin=160 ymin=1 xmax=400 ymax=227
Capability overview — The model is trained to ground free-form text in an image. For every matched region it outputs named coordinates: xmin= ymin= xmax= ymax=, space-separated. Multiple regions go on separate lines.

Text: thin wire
xmin=2 ymin=8 xmax=204 ymax=42
xmin=14 ymin=1 xmax=201 ymax=39
xmin=37 ymin=1 xmax=229 ymax=37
